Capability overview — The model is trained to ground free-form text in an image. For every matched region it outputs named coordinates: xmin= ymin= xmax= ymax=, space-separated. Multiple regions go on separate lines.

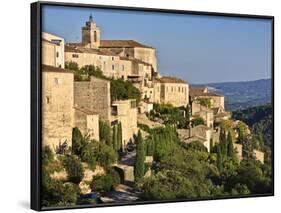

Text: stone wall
xmin=134 ymin=47 xmax=157 ymax=72
xmin=254 ymin=149 xmax=265 ymax=164
xmin=192 ymin=101 xmax=214 ymax=128
xmin=112 ymin=99 xmax=138 ymax=147
xmin=154 ymin=82 xmax=189 ymax=107
xmin=74 ymin=77 xmax=111 ymax=122
xmin=42 ymin=67 xmax=74 ymax=152
xmin=42 ymin=32 xmax=65 ymax=68
xmin=74 ymin=107 xmax=99 ymax=141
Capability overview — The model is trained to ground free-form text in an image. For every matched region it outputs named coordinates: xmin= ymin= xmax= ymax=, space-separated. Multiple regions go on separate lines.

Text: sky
xmin=42 ymin=5 xmax=272 ymax=84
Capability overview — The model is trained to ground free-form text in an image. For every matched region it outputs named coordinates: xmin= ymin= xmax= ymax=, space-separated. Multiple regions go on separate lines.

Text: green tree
xmin=112 ymin=125 xmax=118 ymax=151
xmin=65 ymin=61 xmax=79 ymax=71
xmin=227 ymin=132 xmax=235 ymax=159
xmin=185 ymin=104 xmax=191 ymax=127
xmin=210 ymin=139 xmax=214 ymax=153
xmin=80 ymin=140 xmax=97 ymax=170
xmin=198 ymin=98 xmax=211 ymax=108
xmin=63 ymin=155 xmax=84 ymax=184
xmin=99 ymin=120 xmax=112 ymax=146
xmin=117 ymin=123 xmax=123 ymax=151
xmin=135 ymin=130 xmax=145 ymax=182
xmin=71 ymin=127 xmax=84 ymax=155
xmin=217 ymin=146 xmax=223 ymax=173
xmin=192 ymin=116 xmax=205 ymax=126
xmin=90 ymin=169 xmax=120 ymax=193
xmin=219 ymin=129 xmax=228 ymax=156
xmin=111 ymin=79 xmax=141 ymax=104
xmin=95 ymin=143 xmax=117 ymax=168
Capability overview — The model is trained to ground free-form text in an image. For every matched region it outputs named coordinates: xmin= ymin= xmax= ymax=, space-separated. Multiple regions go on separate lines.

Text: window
xmin=178 ymin=87 xmax=180 ymax=92
xmin=122 ymin=65 xmax=125 ymax=71
xmin=46 ymin=97 xmax=50 ymax=104
xmin=72 ymin=54 xmax=79 ymax=58
xmin=182 ymin=87 xmax=184 ymax=92
xmin=112 ymin=57 xmax=114 ymax=61
xmin=54 ymin=78 xmax=61 ymax=85
xmin=171 ymin=86 xmax=173 ymax=92
xmin=56 ymin=51 xmax=59 ymax=58
xmin=94 ymin=31 xmax=97 ymax=42
xmin=112 ymin=65 xmax=115 ymax=70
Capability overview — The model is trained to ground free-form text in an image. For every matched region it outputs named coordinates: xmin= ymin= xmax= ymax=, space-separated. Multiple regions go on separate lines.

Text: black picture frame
xmin=31 ymin=1 xmax=274 ymax=211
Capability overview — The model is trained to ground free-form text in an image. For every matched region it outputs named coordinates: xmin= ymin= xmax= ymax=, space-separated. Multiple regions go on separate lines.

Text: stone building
xmin=253 ymin=149 xmax=265 ymax=164
xmin=65 ymin=15 xmax=155 ymax=102
xmin=74 ymin=76 xmax=111 ymax=122
xmin=177 ymin=125 xmax=212 ymax=152
xmin=74 ymin=107 xmax=99 ymax=141
xmin=42 ymin=32 xmax=65 ymax=68
xmin=191 ymin=101 xmax=214 ymax=128
xmin=189 ymin=87 xmax=225 ymax=109
xmin=111 ymin=99 xmax=138 ymax=148
xmin=42 ymin=65 xmax=74 ymax=152
xmin=153 ymin=76 xmax=189 ymax=107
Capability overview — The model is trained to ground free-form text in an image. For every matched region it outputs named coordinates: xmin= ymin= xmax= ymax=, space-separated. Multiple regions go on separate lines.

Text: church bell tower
xmin=82 ymin=14 xmax=100 ymax=49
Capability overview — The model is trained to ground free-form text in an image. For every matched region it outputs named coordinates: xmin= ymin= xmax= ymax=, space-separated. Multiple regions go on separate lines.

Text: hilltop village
xmin=42 ymin=15 xmax=266 ymax=204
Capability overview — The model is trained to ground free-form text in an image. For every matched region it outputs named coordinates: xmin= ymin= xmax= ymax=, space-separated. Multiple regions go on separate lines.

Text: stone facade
xmin=177 ymin=125 xmax=211 ymax=152
xmin=254 ymin=149 xmax=265 ymax=164
xmin=42 ymin=32 xmax=65 ymax=68
xmin=65 ymin=16 xmax=157 ymax=106
xmin=138 ymin=101 xmax=154 ymax=114
xmin=111 ymin=99 xmax=138 ymax=147
xmin=191 ymin=101 xmax=214 ymax=128
xmin=74 ymin=107 xmax=99 ymax=141
xmin=82 ymin=14 xmax=100 ymax=49
xmin=234 ymin=143 xmax=243 ymax=161
xmin=190 ymin=87 xmax=225 ymax=109
xmin=42 ymin=65 xmax=74 ymax=152
xmin=153 ymin=76 xmax=189 ymax=107
xmin=74 ymin=76 xmax=111 ymax=122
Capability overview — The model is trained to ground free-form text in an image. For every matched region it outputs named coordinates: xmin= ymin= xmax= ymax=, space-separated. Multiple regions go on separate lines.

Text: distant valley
xmin=193 ymin=79 xmax=272 ymax=111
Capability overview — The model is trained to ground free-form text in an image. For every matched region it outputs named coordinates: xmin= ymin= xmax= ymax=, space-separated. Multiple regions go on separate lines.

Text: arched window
xmin=94 ymin=31 xmax=97 ymax=42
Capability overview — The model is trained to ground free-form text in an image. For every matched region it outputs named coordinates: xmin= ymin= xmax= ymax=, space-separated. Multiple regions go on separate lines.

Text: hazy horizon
xmin=42 ymin=5 xmax=272 ymax=84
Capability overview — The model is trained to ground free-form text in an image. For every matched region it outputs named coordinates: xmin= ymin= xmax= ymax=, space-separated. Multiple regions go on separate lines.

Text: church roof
xmin=100 ymin=40 xmax=154 ymax=49
xmin=154 ymin=76 xmax=187 ymax=84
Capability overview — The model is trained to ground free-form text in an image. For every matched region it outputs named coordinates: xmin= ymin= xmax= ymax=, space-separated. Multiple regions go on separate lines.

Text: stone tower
xmin=82 ymin=14 xmax=100 ymax=49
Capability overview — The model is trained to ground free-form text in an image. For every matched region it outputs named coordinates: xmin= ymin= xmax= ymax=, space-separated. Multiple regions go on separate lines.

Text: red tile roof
xmin=155 ymin=76 xmax=187 ymax=84
xmin=100 ymin=40 xmax=154 ymax=49
xmin=42 ymin=64 xmax=73 ymax=73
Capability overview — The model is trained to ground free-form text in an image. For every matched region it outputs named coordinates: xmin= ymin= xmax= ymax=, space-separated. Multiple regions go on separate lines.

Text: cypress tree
xmin=117 ymin=123 xmax=122 ymax=151
xmin=112 ymin=125 xmax=118 ymax=151
xmin=227 ymin=132 xmax=235 ymax=159
xmin=217 ymin=145 xmax=223 ymax=173
xmin=72 ymin=127 xmax=83 ymax=155
xmin=134 ymin=130 xmax=145 ymax=182
xmin=220 ymin=129 xmax=227 ymax=156
xmin=210 ymin=138 xmax=214 ymax=153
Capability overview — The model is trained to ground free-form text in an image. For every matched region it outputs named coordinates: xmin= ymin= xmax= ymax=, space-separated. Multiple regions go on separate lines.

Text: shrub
xmin=95 ymin=143 xmax=117 ymax=168
xmin=90 ymin=169 xmax=120 ymax=193
xmin=63 ymin=155 xmax=84 ymax=184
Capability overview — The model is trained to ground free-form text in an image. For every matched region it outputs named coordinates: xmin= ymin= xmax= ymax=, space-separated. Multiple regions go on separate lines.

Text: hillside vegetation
xmin=232 ymin=104 xmax=273 ymax=146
